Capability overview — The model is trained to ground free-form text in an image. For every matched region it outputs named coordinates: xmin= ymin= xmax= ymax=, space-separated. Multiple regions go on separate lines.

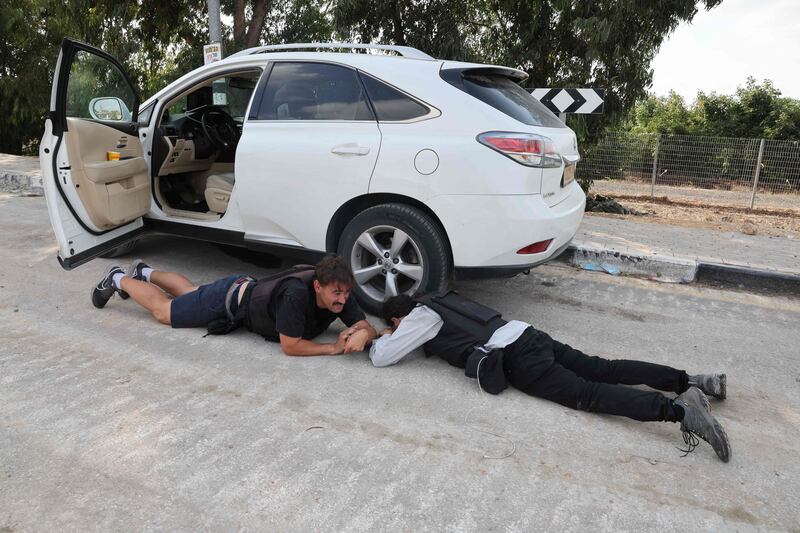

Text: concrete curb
xmin=0 ymin=170 xmax=43 ymax=195
xmin=559 ymin=244 xmax=698 ymax=283
xmin=558 ymin=243 xmax=800 ymax=295
xmin=696 ymin=261 xmax=800 ymax=296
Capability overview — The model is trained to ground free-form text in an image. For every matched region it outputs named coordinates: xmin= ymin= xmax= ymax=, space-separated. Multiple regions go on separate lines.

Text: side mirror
xmin=89 ymin=97 xmax=132 ymax=121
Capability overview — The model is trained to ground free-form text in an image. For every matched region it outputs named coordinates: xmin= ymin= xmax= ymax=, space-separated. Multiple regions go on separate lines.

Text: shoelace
xmin=677 ymin=429 xmax=700 ymax=457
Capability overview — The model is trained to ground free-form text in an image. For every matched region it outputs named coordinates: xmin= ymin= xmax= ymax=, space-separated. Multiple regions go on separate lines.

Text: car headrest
xmin=273 ymin=81 xmax=318 ymax=120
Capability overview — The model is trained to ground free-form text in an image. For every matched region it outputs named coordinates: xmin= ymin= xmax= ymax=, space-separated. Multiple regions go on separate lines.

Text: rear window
xmin=359 ymin=74 xmax=430 ymax=122
xmin=444 ymin=70 xmax=565 ymax=128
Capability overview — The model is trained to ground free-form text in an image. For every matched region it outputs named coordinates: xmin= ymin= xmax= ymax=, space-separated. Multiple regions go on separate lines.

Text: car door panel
xmin=235 ymin=61 xmax=381 ymax=249
xmin=40 ymin=38 xmax=149 ymax=269
xmin=62 ymin=118 xmax=150 ymax=228
xmin=236 ymin=121 xmax=380 ymax=249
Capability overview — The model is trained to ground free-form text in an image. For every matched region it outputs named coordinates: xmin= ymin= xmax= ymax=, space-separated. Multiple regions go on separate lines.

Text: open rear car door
xmin=40 ymin=38 xmax=150 ymax=269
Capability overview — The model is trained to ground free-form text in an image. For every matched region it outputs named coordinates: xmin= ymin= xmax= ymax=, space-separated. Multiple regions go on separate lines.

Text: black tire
xmin=337 ymin=203 xmax=451 ymax=315
xmin=100 ymin=239 xmax=138 ymax=259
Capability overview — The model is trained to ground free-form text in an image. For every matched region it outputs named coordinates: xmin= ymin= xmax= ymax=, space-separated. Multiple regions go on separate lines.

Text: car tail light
xmin=477 ymin=132 xmax=562 ymax=168
xmin=517 ymin=239 xmax=553 ymax=254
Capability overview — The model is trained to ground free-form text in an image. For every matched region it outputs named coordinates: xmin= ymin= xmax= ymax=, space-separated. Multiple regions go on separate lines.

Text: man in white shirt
xmin=369 ymin=292 xmax=731 ymax=462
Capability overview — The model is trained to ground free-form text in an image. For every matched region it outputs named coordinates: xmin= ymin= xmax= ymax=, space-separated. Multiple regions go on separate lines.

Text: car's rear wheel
xmin=337 ymin=203 xmax=451 ymax=315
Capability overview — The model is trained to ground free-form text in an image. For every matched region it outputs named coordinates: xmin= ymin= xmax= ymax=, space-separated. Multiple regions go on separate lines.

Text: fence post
xmin=650 ymin=133 xmax=661 ymax=197
xmin=750 ymin=138 xmax=765 ymax=209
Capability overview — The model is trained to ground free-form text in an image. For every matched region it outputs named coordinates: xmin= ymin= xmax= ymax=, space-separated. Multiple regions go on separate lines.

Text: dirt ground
xmin=591 ymin=193 xmax=800 ymax=239
xmin=592 ymin=178 xmax=800 ymax=211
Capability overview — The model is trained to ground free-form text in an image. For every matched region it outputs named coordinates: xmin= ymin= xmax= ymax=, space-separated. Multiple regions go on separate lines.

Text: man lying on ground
xmin=91 ymin=254 xmax=377 ymax=356
xmin=371 ymin=291 xmax=731 ymax=462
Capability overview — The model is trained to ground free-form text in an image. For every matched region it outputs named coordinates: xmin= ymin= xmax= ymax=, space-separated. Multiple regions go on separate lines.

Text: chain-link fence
xmin=579 ymin=131 xmax=800 ymax=209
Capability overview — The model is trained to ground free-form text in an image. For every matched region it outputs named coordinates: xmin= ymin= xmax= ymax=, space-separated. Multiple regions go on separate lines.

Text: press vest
xmin=415 ymin=291 xmax=507 ymax=368
xmin=244 ymin=265 xmax=316 ymax=340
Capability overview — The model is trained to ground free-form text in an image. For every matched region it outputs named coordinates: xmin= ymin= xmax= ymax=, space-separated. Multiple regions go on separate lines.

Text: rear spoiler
xmin=439 ymin=63 xmax=528 ymax=84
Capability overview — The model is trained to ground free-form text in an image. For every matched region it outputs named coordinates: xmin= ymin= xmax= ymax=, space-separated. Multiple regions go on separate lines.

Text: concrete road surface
xmin=1 ymin=194 xmax=799 ymax=532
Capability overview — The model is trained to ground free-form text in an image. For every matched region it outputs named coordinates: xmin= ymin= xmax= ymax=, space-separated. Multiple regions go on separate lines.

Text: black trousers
xmin=502 ymin=328 xmax=689 ymax=422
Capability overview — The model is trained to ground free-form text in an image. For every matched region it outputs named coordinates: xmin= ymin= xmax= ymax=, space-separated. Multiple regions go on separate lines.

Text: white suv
xmin=40 ymin=39 xmax=585 ymax=313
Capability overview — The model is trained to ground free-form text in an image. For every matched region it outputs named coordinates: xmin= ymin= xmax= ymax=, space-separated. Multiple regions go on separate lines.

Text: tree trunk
xmin=233 ymin=0 xmax=245 ymax=48
xmin=391 ymin=0 xmax=406 ymax=45
xmin=245 ymin=0 xmax=270 ymax=48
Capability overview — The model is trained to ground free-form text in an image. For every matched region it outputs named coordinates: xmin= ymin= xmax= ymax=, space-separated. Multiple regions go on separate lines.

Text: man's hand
xmin=344 ymin=329 xmax=371 ymax=353
xmin=331 ymin=328 xmax=352 ymax=354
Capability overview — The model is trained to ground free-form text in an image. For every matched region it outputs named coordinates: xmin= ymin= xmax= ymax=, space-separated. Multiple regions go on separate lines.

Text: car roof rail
xmin=228 ymin=42 xmax=435 ymax=60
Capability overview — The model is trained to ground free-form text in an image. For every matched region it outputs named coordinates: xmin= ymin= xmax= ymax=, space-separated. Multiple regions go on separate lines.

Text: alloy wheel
xmin=349 ymin=225 xmax=425 ymax=303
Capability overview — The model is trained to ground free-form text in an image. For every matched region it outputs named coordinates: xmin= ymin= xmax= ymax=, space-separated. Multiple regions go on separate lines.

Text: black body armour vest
xmin=415 ymin=291 xmax=507 ymax=368
xmin=245 ymin=265 xmax=316 ymax=340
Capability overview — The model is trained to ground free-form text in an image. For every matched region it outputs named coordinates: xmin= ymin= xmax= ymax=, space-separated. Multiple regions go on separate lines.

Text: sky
xmin=650 ymin=0 xmax=800 ymax=102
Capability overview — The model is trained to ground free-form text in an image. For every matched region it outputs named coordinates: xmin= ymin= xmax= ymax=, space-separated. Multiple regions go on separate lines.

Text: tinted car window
xmin=359 ymin=74 xmax=430 ymax=121
xmin=447 ymin=71 xmax=565 ymax=128
xmin=257 ymin=62 xmax=374 ymax=121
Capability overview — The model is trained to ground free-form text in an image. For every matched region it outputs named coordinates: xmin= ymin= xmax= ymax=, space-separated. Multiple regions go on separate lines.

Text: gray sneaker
xmin=91 ymin=265 xmax=124 ymax=309
xmin=688 ymin=373 xmax=727 ymax=400
xmin=675 ymin=387 xmax=731 ymax=462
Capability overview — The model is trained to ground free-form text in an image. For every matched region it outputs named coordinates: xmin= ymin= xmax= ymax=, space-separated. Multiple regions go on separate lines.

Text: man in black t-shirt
xmin=89 ymin=255 xmax=377 ymax=356
xmin=270 ymin=276 xmax=363 ymax=341
xmin=265 ymin=256 xmax=377 ymax=356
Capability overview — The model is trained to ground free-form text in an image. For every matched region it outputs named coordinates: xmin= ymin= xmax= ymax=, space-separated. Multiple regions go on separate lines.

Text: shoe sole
xmin=120 ymin=258 xmax=147 ymax=300
xmin=718 ymin=374 xmax=727 ymax=400
xmin=704 ymin=410 xmax=732 ymax=462
xmin=126 ymin=259 xmax=145 ymax=280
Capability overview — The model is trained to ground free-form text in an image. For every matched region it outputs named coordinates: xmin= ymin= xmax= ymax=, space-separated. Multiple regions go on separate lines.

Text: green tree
xmin=2 ymin=0 xmax=724 ymax=155
xmin=625 ymin=91 xmax=698 ymax=135
xmin=0 ymin=0 xmax=207 ymax=154
xmin=625 ymin=78 xmax=800 ymax=140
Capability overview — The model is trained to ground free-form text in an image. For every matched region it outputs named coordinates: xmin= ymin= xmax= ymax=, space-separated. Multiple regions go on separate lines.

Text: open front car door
xmin=40 ymin=38 xmax=150 ymax=269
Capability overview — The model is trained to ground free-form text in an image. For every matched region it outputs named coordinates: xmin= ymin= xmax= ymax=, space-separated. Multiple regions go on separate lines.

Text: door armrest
xmin=83 ymin=157 xmax=148 ymax=184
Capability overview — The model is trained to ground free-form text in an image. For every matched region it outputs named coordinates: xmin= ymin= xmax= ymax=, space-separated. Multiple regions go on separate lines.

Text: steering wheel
xmin=200 ymin=108 xmax=241 ymax=149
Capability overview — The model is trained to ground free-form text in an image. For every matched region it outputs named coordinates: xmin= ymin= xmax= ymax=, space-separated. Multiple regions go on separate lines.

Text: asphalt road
xmin=2 ymin=194 xmax=799 ymax=532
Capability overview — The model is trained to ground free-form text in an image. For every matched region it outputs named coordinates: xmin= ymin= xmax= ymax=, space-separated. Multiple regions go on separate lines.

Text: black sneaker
xmin=688 ymin=373 xmax=727 ymax=400
xmin=91 ymin=265 xmax=125 ymax=309
xmin=126 ymin=258 xmax=151 ymax=282
xmin=119 ymin=258 xmax=151 ymax=299
xmin=675 ymin=387 xmax=731 ymax=462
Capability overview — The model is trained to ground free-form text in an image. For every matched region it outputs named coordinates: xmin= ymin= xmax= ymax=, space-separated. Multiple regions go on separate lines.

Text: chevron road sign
xmin=529 ymin=88 xmax=605 ymax=114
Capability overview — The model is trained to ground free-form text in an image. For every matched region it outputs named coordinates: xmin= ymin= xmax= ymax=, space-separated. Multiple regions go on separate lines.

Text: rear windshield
xmin=445 ymin=70 xmax=565 ymax=128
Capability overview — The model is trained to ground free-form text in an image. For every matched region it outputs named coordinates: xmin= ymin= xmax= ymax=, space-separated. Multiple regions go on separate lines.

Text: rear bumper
xmin=429 ymin=180 xmax=585 ymax=269
xmin=453 ymin=240 xmax=572 ymax=280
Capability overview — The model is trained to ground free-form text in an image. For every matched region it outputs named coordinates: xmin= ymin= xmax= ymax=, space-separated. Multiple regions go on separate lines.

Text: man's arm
xmin=369 ymin=306 xmax=443 ymax=367
xmin=280 ymin=330 xmax=348 ymax=356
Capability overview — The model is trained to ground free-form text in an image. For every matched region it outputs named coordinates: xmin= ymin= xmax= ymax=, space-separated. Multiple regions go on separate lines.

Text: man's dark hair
xmin=315 ymin=254 xmax=355 ymax=287
xmin=381 ymin=294 xmax=417 ymax=324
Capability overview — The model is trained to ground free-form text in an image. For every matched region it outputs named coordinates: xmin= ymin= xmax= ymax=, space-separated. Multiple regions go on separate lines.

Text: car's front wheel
xmin=337 ymin=203 xmax=451 ymax=315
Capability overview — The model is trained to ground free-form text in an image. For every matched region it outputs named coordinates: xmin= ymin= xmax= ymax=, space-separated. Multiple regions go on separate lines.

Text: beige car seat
xmin=205 ymin=172 xmax=235 ymax=213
